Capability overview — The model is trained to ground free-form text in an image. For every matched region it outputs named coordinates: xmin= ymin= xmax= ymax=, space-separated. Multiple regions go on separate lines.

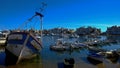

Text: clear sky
xmin=0 ymin=0 xmax=120 ymax=32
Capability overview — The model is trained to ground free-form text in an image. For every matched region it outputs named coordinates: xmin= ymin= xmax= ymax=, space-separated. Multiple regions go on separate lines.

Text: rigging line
xmin=40 ymin=2 xmax=47 ymax=13
xmin=17 ymin=15 xmax=36 ymax=30
xmin=33 ymin=17 xmax=39 ymax=30
xmin=29 ymin=17 xmax=39 ymax=30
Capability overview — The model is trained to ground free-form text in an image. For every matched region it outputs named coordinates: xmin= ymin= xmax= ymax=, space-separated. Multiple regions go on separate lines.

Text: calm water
xmin=0 ymin=35 xmax=120 ymax=68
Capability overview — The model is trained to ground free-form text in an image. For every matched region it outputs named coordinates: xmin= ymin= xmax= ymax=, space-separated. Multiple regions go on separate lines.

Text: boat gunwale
xmin=8 ymin=32 xmax=42 ymax=48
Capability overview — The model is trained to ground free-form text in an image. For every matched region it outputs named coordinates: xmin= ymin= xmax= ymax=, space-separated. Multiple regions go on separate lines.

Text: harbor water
xmin=0 ymin=35 xmax=120 ymax=68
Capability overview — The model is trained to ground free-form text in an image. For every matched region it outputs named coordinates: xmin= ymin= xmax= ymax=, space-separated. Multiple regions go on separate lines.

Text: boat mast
xmin=35 ymin=12 xmax=43 ymax=44
xmin=36 ymin=2 xmax=47 ymax=44
xmin=40 ymin=15 xmax=43 ymax=44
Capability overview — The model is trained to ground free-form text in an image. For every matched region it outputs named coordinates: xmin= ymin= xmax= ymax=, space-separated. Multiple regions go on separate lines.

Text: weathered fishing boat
xmin=5 ymin=12 xmax=43 ymax=65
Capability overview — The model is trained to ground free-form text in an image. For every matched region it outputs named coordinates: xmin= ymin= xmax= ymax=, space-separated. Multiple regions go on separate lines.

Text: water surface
xmin=0 ymin=35 xmax=120 ymax=68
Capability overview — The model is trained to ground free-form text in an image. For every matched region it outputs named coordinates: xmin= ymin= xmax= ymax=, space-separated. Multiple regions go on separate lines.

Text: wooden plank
xmin=16 ymin=34 xmax=30 ymax=64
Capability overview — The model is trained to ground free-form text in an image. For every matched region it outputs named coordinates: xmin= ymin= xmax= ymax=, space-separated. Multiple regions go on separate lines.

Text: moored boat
xmin=105 ymin=50 xmax=119 ymax=63
xmin=87 ymin=46 xmax=106 ymax=53
xmin=64 ymin=58 xmax=75 ymax=68
xmin=87 ymin=53 xmax=104 ymax=65
xmin=50 ymin=39 xmax=70 ymax=51
xmin=0 ymin=31 xmax=9 ymax=46
xmin=70 ymin=43 xmax=87 ymax=49
xmin=88 ymin=47 xmax=119 ymax=64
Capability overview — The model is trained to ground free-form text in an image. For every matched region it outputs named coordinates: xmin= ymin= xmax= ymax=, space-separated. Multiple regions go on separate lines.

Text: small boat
xmin=50 ymin=44 xmax=68 ymax=51
xmin=50 ymin=39 xmax=71 ymax=51
xmin=87 ymin=53 xmax=104 ymax=65
xmin=84 ymin=38 xmax=101 ymax=46
xmin=5 ymin=12 xmax=43 ymax=65
xmin=63 ymin=58 xmax=75 ymax=68
xmin=70 ymin=43 xmax=87 ymax=49
xmin=0 ymin=32 xmax=9 ymax=46
xmin=88 ymin=46 xmax=119 ymax=63
xmin=87 ymin=46 xmax=106 ymax=53
xmin=105 ymin=50 xmax=119 ymax=63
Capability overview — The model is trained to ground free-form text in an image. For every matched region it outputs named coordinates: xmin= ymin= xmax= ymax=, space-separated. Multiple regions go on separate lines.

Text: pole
xmin=35 ymin=12 xmax=44 ymax=45
xmin=40 ymin=17 xmax=43 ymax=45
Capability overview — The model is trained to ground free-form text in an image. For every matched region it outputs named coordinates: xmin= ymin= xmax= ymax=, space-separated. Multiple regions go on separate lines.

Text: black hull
xmin=5 ymin=48 xmax=18 ymax=65
xmin=64 ymin=64 xmax=74 ymax=68
xmin=87 ymin=56 xmax=103 ymax=65
xmin=63 ymin=58 xmax=74 ymax=68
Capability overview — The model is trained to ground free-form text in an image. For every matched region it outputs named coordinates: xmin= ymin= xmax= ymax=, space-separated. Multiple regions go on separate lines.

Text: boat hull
xmin=5 ymin=48 xmax=18 ymax=65
xmin=87 ymin=54 xmax=103 ymax=65
xmin=5 ymin=32 xmax=42 ymax=65
xmin=64 ymin=58 xmax=75 ymax=68
xmin=87 ymin=56 xmax=103 ymax=65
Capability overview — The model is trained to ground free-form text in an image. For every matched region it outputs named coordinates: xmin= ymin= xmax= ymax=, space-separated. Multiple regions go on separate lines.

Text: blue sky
xmin=0 ymin=0 xmax=120 ymax=32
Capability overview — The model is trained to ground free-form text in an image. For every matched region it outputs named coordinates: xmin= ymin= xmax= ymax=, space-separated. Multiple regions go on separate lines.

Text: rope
xmin=17 ymin=15 xmax=36 ymax=30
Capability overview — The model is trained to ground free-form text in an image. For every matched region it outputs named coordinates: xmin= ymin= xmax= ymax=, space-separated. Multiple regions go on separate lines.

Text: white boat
xmin=70 ymin=41 xmax=87 ymax=49
xmin=0 ymin=32 xmax=8 ymax=45
xmin=5 ymin=12 xmax=43 ymax=65
xmin=50 ymin=39 xmax=71 ymax=51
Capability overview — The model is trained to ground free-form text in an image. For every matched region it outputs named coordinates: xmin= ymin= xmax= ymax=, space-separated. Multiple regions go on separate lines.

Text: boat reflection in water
xmin=7 ymin=54 xmax=43 ymax=68
xmin=0 ymin=49 xmax=43 ymax=68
